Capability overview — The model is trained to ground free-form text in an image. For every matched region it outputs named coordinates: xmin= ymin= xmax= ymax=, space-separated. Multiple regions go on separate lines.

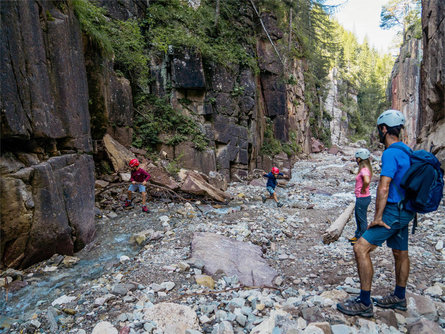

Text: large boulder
xmin=180 ymin=171 xmax=231 ymax=203
xmin=146 ymin=163 xmax=180 ymax=190
xmin=103 ymin=134 xmax=136 ymax=172
xmin=190 ymin=232 xmax=278 ymax=286
xmin=0 ymin=154 xmax=95 ymax=268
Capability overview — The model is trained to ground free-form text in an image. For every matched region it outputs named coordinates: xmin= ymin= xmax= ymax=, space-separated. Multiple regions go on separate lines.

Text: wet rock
xmin=143 ymin=302 xmax=200 ymax=333
xmin=61 ymin=256 xmax=80 ymax=267
xmin=91 ymin=321 xmax=118 ymax=334
xmin=191 ymin=232 xmax=277 ymax=286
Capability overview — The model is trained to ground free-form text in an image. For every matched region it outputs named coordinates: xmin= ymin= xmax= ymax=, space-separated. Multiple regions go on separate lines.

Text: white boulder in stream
xmin=190 ymin=232 xmax=277 ymax=286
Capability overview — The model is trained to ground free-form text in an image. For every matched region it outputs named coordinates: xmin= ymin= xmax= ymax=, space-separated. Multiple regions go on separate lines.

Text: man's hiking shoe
xmin=373 ymin=294 xmax=407 ymax=311
xmin=123 ymin=200 xmax=132 ymax=208
xmin=348 ymin=236 xmax=357 ymax=242
xmin=350 ymin=239 xmax=357 ymax=245
xmin=277 ymin=202 xmax=283 ymax=208
xmin=261 ymin=195 xmax=267 ymax=203
xmin=142 ymin=206 xmax=149 ymax=213
xmin=337 ymin=297 xmax=374 ymax=318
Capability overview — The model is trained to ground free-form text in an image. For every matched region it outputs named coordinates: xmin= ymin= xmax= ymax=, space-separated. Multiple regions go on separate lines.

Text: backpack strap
xmin=386 ymin=145 xmax=417 ymax=233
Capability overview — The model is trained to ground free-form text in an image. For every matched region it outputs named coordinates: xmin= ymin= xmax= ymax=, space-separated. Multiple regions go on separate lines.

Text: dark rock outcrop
xmin=419 ymin=0 xmax=445 ymax=164
xmin=0 ymin=1 xmax=95 ymax=268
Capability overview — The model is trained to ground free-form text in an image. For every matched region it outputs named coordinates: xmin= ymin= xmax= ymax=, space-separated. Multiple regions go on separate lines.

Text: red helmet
xmin=129 ymin=158 xmax=139 ymax=167
xmin=271 ymin=167 xmax=279 ymax=174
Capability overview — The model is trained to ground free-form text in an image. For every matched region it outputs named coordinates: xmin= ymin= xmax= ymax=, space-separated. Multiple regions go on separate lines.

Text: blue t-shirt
xmin=264 ymin=172 xmax=283 ymax=189
xmin=380 ymin=142 xmax=412 ymax=203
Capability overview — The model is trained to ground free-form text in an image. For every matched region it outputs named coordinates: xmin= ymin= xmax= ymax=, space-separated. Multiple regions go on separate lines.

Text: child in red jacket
xmin=124 ymin=159 xmax=151 ymax=212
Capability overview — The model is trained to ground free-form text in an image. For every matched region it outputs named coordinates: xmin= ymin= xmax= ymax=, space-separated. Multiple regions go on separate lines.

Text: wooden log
xmin=322 ymin=201 xmax=355 ymax=244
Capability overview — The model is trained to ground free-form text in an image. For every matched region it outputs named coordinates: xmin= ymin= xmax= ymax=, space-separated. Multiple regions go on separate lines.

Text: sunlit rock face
xmin=324 ymin=68 xmax=350 ymax=146
xmin=418 ymin=0 xmax=445 ymax=165
xmin=0 ymin=1 xmax=95 ymax=268
xmin=389 ymin=38 xmax=422 ymax=148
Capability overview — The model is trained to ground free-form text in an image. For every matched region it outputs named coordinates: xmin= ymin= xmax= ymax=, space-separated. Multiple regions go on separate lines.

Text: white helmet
xmin=377 ymin=109 xmax=405 ymax=127
xmin=355 ymin=148 xmax=370 ymax=160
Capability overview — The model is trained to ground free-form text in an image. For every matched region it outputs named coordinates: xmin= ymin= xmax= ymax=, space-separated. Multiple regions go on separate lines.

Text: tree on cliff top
xmin=380 ymin=0 xmax=421 ymax=40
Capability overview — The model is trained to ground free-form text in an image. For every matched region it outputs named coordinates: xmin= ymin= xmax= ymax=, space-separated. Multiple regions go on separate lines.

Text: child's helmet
xmin=355 ymin=148 xmax=370 ymax=160
xmin=271 ymin=167 xmax=279 ymax=174
xmin=129 ymin=158 xmax=139 ymax=167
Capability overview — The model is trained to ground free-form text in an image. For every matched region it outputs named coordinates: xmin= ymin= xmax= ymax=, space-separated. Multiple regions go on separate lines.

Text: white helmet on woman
xmin=355 ymin=148 xmax=370 ymax=160
xmin=377 ymin=109 xmax=405 ymax=127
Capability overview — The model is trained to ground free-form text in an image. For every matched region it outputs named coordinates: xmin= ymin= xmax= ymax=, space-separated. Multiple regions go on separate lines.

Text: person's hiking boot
xmin=277 ymin=202 xmax=283 ymax=208
xmin=350 ymin=239 xmax=358 ymax=245
xmin=261 ymin=195 xmax=267 ymax=203
xmin=142 ymin=206 xmax=149 ymax=213
xmin=123 ymin=200 xmax=132 ymax=208
xmin=373 ymin=294 xmax=407 ymax=311
xmin=337 ymin=297 xmax=374 ymax=317
xmin=348 ymin=236 xmax=357 ymax=242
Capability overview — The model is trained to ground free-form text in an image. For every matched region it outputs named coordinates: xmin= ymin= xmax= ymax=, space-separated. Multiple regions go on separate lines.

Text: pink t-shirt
xmin=355 ymin=167 xmax=371 ymax=198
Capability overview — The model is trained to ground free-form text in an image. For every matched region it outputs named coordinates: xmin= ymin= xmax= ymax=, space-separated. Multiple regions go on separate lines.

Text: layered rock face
xmin=418 ymin=0 xmax=445 ymax=164
xmin=390 ymin=38 xmax=422 ymax=147
xmin=152 ymin=12 xmax=310 ymax=180
xmin=0 ymin=1 xmax=95 ymax=268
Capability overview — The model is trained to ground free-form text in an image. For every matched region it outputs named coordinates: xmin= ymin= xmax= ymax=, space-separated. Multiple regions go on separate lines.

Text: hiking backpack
xmin=389 ymin=146 xmax=444 ymax=233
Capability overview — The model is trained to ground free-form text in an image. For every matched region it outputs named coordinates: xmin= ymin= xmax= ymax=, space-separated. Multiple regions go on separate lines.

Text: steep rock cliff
xmin=418 ymin=0 xmax=445 ymax=163
xmin=148 ymin=11 xmax=310 ymax=180
xmin=389 ymin=38 xmax=422 ymax=147
xmin=0 ymin=0 xmax=95 ymax=268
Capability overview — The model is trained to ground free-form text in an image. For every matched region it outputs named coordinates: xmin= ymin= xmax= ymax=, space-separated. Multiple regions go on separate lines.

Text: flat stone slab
xmin=190 ymin=232 xmax=277 ymax=286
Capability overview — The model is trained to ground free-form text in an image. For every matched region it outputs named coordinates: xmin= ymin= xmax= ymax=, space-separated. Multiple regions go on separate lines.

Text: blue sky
xmin=326 ymin=0 xmax=399 ymax=54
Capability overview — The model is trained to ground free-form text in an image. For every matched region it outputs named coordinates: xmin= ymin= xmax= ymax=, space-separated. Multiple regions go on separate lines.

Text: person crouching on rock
xmin=262 ymin=167 xmax=287 ymax=207
xmin=349 ymin=148 xmax=372 ymax=245
xmin=124 ymin=158 xmax=151 ymax=213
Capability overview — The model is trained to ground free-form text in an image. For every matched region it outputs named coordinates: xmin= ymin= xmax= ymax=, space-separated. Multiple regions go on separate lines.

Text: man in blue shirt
xmin=337 ymin=109 xmax=414 ymax=317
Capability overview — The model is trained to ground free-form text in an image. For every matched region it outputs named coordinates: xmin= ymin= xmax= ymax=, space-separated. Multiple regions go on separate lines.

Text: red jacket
xmin=130 ymin=168 xmax=151 ymax=183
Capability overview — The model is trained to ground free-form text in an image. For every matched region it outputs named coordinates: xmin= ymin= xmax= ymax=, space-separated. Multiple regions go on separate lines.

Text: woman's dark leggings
xmin=354 ymin=196 xmax=371 ymax=239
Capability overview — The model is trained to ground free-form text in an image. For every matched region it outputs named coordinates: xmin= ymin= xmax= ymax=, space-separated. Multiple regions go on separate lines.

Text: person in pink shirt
xmin=124 ymin=158 xmax=151 ymax=212
xmin=349 ymin=148 xmax=372 ymax=244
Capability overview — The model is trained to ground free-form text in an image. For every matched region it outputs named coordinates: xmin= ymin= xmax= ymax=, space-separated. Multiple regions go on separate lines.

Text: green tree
xmin=380 ymin=0 xmax=421 ymax=40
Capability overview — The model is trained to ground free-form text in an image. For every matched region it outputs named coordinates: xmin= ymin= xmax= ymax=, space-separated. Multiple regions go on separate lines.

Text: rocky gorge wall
xmin=418 ymin=0 xmax=445 ymax=164
xmin=0 ymin=0 xmax=312 ymax=268
xmin=389 ymin=38 xmax=422 ymax=147
xmin=147 ymin=11 xmax=311 ymax=180
xmin=0 ymin=1 xmax=96 ymax=268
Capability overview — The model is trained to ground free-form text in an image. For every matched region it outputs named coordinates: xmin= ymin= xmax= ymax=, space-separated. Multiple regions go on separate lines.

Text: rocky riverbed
xmin=1 ymin=148 xmax=444 ymax=334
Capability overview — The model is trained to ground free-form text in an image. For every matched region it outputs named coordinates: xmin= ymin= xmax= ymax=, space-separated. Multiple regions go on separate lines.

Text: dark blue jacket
xmin=263 ymin=172 xmax=283 ymax=189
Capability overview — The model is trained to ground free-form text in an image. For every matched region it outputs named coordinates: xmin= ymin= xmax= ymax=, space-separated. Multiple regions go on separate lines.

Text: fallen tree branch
xmin=322 ymin=201 xmax=355 ymax=244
